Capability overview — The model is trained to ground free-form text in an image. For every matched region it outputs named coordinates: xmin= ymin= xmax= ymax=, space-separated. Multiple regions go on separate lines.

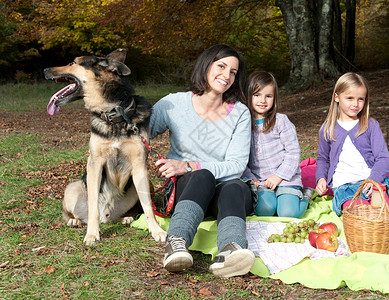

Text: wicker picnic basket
xmin=342 ymin=179 xmax=389 ymax=254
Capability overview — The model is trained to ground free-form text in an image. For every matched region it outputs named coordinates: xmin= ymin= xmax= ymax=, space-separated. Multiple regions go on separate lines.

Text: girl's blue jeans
xmin=332 ymin=176 xmax=389 ymax=216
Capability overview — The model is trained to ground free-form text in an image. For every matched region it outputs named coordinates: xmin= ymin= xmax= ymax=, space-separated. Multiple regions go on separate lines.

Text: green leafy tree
xmin=101 ymin=0 xmax=290 ymax=82
xmin=34 ymin=0 xmax=124 ymax=55
xmin=355 ymin=0 xmax=389 ymax=69
xmin=0 ymin=2 xmax=17 ymax=72
xmin=2 ymin=0 xmax=387 ymax=87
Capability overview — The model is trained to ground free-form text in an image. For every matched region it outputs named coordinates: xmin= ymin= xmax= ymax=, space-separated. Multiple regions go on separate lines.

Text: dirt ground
xmin=1 ymin=69 xmax=388 ymax=298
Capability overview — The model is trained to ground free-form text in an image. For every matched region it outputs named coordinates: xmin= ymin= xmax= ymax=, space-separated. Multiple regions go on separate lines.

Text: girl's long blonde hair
xmin=323 ymin=72 xmax=370 ymax=141
xmin=245 ymin=71 xmax=279 ymax=132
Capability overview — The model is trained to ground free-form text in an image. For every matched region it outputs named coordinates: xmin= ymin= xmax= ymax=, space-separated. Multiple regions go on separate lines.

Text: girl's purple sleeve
xmin=368 ymin=120 xmax=389 ymax=182
xmin=315 ymin=126 xmax=330 ymax=183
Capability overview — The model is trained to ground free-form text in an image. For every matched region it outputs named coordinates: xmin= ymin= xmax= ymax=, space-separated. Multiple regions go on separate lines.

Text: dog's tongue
xmin=47 ymin=83 xmax=76 ymax=115
xmin=47 ymin=97 xmax=60 ymax=116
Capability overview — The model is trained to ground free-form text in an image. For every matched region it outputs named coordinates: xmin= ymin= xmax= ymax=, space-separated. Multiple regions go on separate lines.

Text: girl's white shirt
xmin=332 ymin=119 xmax=371 ymax=188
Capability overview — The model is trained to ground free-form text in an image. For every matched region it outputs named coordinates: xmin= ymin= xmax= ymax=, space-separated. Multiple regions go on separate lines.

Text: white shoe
xmin=209 ymin=242 xmax=255 ymax=278
xmin=163 ymin=235 xmax=193 ymax=272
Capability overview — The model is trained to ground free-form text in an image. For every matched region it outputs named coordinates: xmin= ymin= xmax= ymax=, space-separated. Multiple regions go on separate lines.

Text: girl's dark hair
xmin=190 ymin=44 xmax=246 ymax=103
xmin=245 ymin=71 xmax=279 ymax=132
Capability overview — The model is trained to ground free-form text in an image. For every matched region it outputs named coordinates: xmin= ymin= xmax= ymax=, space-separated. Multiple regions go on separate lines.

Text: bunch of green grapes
xmin=267 ymin=219 xmax=319 ymax=244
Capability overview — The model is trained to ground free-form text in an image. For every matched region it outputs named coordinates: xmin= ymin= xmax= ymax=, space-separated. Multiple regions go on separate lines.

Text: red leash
xmin=139 ymin=134 xmax=176 ymax=217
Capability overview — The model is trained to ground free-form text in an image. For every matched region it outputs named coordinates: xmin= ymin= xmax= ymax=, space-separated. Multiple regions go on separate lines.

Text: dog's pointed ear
xmin=98 ymin=49 xmax=131 ymax=76
xmin=107 ymin=48 xmax=127 ymax=63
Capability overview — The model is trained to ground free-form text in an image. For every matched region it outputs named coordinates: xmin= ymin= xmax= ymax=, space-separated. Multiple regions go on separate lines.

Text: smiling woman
xmin=149 ymin=44 xmax=255 ymax=278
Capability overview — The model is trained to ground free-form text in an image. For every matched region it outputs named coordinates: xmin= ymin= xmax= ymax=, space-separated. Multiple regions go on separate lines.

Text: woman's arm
xmin=149 ymin=96 xmax=170 ymax=139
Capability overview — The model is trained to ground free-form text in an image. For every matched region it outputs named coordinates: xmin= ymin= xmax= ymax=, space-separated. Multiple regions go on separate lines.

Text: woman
xmin=149 ymin=44 xmax=254 ymax=278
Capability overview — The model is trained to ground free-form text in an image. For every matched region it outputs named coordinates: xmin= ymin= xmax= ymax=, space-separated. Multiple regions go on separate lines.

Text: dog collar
xmin=98 ymin=100 xmax=136 ymax=125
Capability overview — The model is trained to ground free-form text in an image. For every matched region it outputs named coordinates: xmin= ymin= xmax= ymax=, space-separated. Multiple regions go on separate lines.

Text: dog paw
xmin=83 ymin=234 xmax=100 ymax=246
xmin=151 ymin=230 xmax=167 ymax=243
xmin=67 ymin=218 xmax=82 ymax=227
xmin=121 ymin=216 xmax=134 ymax=225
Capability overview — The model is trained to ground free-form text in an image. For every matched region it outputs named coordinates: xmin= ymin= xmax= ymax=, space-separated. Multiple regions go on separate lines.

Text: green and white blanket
xmin=132 ymin=194 xmax=389 ymax=293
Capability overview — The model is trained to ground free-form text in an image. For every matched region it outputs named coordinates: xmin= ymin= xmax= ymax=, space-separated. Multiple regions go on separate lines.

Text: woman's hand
xmin=155 ymin=159 xmax=188 ymax=178
xmin=264 ymin=175 xmax=282 ymax=190
xmin=315 ymin=178 xmax=328 ymax=196
xmin=362 ymin=182 xmax=373 ymax=197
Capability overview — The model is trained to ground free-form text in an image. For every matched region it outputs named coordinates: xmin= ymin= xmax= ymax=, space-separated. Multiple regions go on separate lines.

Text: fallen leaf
xmin=7 ymin=199 xmax=18 ymax=205
xmin=32 ymin=246 xmax=46 ymax=252
xmin=0 ymin=261 xmax=9 ymax=268
xmin=189 ymin=277 xmax=199 ymax=283
xmin=147 ymin=271 xmax=160 ymax=277
xmin=45 ymin=265 xmax=55 ymax=274
xmin=190 ymin=289 xmax=197 ymax=297
xmin=199 ymin=288 xmax=212 ymax=296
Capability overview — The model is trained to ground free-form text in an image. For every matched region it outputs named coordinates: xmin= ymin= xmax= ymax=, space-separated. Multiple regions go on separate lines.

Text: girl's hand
xmin=252 ymin=179 xmax=260 ymax=187
xmin=264 ymin=175 xmax=282 ymax=190
xmin=315 ymin=178 xmax=328 ymax=196
xmin=362 ymin=182 xmax=373 ymax=197
xmin=155 ymin=159 xmax=187 ymax=178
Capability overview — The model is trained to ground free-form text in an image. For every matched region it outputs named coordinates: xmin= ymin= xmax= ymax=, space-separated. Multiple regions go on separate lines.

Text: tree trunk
xmin=333 ymin=0 xmax=342 ymax=53
xmin=344 ymin=0 xmax=356 ymax=62
xmin=315 ymin=0 xmax=340 ymax=77
xmin=276 ymin=0 xmax=321 ymax=91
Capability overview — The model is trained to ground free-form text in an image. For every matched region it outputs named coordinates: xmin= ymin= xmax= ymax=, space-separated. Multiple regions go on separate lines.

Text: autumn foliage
xmin=1 ymin=0 xmax=388 ymax=85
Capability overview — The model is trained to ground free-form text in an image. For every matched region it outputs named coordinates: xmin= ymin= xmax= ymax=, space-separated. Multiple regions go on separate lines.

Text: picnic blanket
xmin=131 ymin=194 xmax=389 ymax=293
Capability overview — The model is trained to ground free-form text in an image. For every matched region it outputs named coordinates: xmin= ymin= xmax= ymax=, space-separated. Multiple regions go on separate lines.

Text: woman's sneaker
xmin=163 ymin=235 xmax=193 ymax=272
xmin=209 ymin=242 xmax=255 ymax=278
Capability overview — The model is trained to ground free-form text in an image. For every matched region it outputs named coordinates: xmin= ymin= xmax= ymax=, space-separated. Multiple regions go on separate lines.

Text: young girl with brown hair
xmin=243 ymin=71 xmax=311 ymax=218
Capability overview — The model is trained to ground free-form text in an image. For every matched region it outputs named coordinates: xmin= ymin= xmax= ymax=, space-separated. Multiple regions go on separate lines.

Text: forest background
xmin=1 ymin=1 xmax=389 ymax=298
xmin=1 ymin=0 xmax=388 ymax=91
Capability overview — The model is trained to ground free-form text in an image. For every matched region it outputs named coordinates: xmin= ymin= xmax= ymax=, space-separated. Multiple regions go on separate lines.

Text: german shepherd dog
xmin=44 ymin=49 xmax=166 ymax=245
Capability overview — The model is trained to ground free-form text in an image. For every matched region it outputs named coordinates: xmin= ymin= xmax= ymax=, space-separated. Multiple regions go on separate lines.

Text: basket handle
xmin=349 ymin=179 xmax=389 ymax=219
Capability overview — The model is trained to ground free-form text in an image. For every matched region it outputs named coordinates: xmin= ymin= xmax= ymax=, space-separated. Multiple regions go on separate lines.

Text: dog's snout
xmin=43 ymin=68 xmax=51 ymax=79
xmin=103 ymin=204 xmax=111 ymax=219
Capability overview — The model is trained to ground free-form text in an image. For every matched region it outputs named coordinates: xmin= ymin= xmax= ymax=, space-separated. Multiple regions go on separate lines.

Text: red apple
xmin=319 ymin=222 xmax=339 ymax=237
xmin=308 ymin=229 xmax=326 ymax=248
xmin=316 ymin=232 xmax=338 ymax=252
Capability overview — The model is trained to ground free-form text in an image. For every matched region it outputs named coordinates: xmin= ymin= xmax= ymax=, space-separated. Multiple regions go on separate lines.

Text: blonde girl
xmin=316 ymin=72 xmax=389 ymax=215
xmin=243 ymin=71 xmax=312 ymax=218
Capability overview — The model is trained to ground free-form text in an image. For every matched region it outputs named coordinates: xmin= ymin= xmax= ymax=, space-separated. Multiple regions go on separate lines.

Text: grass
xmin=0 ymin=82 xmax=184 ymax=111
xmin=0 ymin=82 xmax=216 ymax=299
xmin=1 ymin=83 xmax=388 ymax=299
xmin=301 ymin=146 xmax=317 ymax=161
